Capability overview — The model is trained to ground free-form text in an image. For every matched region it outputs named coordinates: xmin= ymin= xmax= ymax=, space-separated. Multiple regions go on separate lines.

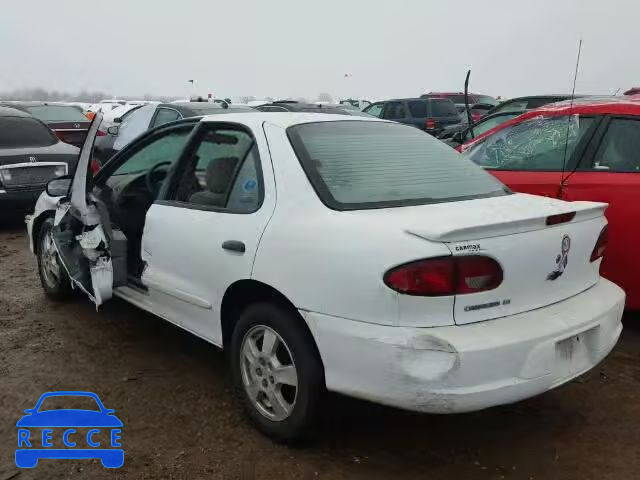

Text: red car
xmin=460 ymin=96 xmax=640 ymax=308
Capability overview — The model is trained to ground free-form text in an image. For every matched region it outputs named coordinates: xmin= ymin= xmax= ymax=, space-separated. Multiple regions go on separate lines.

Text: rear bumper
xmin=302 ymin=278 xmax=624 ymax=413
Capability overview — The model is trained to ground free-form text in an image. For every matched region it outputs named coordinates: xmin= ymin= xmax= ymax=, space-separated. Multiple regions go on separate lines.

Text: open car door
xmin=51 ymin=113 xmax=126 ymax=307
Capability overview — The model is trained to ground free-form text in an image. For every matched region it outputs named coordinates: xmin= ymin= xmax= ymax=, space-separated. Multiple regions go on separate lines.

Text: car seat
xmin=188 ymin=157 xmax=239 ymax=206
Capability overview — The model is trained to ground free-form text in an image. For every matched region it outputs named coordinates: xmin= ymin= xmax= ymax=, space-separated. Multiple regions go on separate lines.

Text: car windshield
xmin=25 ymin=105 xmax=89 ymax=122
xmin=37 ymin=395 xmax=101 ymax=412
xmin=0 ymin=116 xmax=57 ymax=148
xmin=462 ymin=115 xmax=594 ymax=170
xmin=288 ymin=121 xmax=508 ymax=210
xmin=467 ymin=113 xmax=523 ymax=140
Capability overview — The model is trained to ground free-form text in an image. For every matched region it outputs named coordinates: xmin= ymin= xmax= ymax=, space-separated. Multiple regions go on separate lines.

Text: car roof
xmin=0 ymin=101 xmax=80 ymax=108
xmin=424 ymin=92 xmax=485 ymax=96
xmin=268 ymin=102 xmax=339 ymax=110
xmin=461 ymin=96 xmax=640 ymax=149
xmin=160 ymin=102 xmax=224 ymax=111
xmin=200 ymin=111 xmax=386 ymax=129
xmin=0 ymin=106 xmax=31 ymax=117
xmin=374 ymin=97 xmax=455 ymax=104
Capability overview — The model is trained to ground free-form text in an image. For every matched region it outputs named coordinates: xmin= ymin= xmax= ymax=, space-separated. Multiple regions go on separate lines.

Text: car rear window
xmin=0 ymin=116 xmax=57 ymax=148
xmin=26 ymin=105 xmax=89 ymax=122
xmin=476 ymin=95 xmax=498 ymax=106
xmin=435 ymin=94 xmax=466 ymax=104
xmin=431 ymin=99 xmax=459 ymax=117
xmin=287 ymin=121 xmax=508 ymax=210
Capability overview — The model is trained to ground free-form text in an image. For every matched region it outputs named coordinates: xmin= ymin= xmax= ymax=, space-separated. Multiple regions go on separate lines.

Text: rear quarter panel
xmin=252 ymin=122 xmax=454 ymax=327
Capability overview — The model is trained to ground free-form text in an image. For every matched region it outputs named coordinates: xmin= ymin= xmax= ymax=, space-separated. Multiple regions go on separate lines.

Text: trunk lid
xmin=402 ymin=194 xmax=607 ymax=325
xmin=48 ymin=121 xmax=91 ymax=147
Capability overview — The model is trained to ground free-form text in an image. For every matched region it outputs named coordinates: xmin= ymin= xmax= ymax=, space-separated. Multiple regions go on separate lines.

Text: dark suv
xmin=363 ymin=98 xmax=462 ymax=136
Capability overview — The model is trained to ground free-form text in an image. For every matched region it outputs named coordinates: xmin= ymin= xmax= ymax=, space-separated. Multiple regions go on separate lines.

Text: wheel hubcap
xmin=40 ymin=230 xmax=61 ymax=288
xmin=240 ymin=325 xmax=298 ymax=421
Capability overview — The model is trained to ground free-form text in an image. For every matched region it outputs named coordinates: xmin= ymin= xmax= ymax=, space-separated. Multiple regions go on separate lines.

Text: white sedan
xmin=27 ymin=111 xmax=624 ymax=441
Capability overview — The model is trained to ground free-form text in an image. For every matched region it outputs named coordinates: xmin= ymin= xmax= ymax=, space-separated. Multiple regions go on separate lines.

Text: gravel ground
xmin=1 ymin=216 xmax=640 ymax=480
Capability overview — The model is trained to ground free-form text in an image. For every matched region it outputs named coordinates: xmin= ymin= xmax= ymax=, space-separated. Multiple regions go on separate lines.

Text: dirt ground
xmin=1 ymin=216 xmax=640 ymax=480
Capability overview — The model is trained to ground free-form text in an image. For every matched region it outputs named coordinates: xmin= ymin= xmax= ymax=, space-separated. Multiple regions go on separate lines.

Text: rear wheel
xmin=37 ymin=217 xmax=73 ymax=300
xmin=230 ymin=302 xmax=324 ymax=443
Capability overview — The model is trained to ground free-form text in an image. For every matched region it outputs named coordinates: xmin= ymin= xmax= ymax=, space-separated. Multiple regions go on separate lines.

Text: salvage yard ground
xmin=1 ymin=217 xmax=640 ymax=480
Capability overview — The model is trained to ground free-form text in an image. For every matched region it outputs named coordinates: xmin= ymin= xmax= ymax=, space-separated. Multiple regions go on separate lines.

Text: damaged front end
xmin=48 ymin=112 xmax=123 ymax=307
xmin=52 ymin=215 xmax=113 ymax=306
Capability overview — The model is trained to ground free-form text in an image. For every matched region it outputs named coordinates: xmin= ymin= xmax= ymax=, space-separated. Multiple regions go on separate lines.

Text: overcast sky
xmin=1 ymin=0 xmax=637 ymax=101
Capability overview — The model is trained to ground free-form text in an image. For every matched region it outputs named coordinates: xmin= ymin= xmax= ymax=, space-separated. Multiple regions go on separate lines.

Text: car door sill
xmin=142 ymin=276 xmax=213 ymax=309
xmin=112 ymin=286 xmax=222 ymax=349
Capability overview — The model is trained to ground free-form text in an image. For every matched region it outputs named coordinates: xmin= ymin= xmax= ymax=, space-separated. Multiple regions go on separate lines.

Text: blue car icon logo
xmin=16 ymin=391 xmax=123 ymax=468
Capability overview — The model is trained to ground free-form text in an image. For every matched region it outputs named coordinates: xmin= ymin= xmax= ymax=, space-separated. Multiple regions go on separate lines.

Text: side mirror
xmin=107 ymin=125 xmax=119 ymax=136
xmin=45 ymin=175 xmax=72 ymax=197
xmin=24 ymin=409 xmax=35 ymax=414
xmin=114 ymin=117 xmax=122 ymax=123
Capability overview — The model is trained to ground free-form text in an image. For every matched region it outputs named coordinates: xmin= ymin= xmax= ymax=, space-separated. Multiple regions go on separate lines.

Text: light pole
xmin=187 ymin=79 xmax=196 ymax=100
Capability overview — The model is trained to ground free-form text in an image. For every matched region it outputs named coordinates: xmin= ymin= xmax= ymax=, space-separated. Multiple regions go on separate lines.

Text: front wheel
xmin=230 ymin=303 xmax=325 ymax=443
xmin=37 ymin=217 xmax=73 ymax=300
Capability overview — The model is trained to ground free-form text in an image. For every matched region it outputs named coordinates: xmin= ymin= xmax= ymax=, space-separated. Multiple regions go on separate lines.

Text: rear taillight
xmin=383 ymin=255 xmax=503 ymax=296
xmin=53 ymin=131 xmax=64 ymax=141
xmin=426 ymin=118 xmax=436 ymax=130
xmin=96 ymin=130 xmax=107 ymax=137
xmin=546 ymin=212 xmax=576 ymax=225
xmin=590 ymin=225 xmax=608 ymax=262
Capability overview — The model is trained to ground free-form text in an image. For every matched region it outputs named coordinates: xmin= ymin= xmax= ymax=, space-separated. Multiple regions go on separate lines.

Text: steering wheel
xmin=145 ymin=161 xmax=172 ymax=198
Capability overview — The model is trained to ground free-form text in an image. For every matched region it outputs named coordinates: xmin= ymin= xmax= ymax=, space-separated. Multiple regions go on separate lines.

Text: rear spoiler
xmin=406 ymin=201 xmax=607 ymax=243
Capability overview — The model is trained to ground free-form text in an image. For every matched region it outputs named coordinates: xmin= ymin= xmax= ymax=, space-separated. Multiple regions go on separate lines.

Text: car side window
xmin=382 ymin=102 xmax=406 ymax=120
xmin=151 ymin=108 xmax=181 ymax=128
xmin=364 ymin=103 xmax=383 ymax=118
xmin=408 ymin=101 xmax=428 ymax=117
xmin=590 ymin=118 xmax=640 ymax=172
xmin=465 ymin=115 xmax=593 ymax=171
xmin=109 ymin=126 xmax=194 ymax=177
xmin=171 ymin=125 xmax=262 ymax=212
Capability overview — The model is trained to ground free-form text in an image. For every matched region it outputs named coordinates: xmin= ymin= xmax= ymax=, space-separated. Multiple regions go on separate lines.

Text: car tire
xmin=36 ymin=217 xmax=73 ymax=300
xmin=230 ymin=302 xmax=325 ymax=443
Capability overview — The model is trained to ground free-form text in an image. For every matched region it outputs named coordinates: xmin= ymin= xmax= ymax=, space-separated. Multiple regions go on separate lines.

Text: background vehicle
xmin=257 ymin=101 xmax=373 ymax=117
xmin=0 ymin=106 xmax=78 ymax=210
xmin=421 ymin=92 xmax=498 ymax=120
xmin=93 ymin=102 xmax=252 ymax=166
xmin=101 ymin=104 xmax=143 ymax=126
xmin=461 ymin=96 xmax=640 ymax=308
xmin=363 ymin=98 xmax=462 ymax=135
xmin=338 ymin=99 xmax=371 ymax=110
xmin=0 ymin=101 xmax=91 ymax=147
xmin=88 ymin=100 xmax=127 ymax=113
xmin=29 ymin=112 xmax=622 ymax=442
xmin=487 ymin=95 xmax=581 ymax=115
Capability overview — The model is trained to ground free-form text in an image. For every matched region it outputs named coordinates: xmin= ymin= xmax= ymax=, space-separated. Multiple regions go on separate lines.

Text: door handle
xmin=222 ymin=240 xmax=245 ymax=253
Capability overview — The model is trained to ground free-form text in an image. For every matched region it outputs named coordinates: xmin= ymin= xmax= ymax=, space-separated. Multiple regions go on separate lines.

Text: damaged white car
xmin=27 ymin=111 xmax=624 ymax=441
